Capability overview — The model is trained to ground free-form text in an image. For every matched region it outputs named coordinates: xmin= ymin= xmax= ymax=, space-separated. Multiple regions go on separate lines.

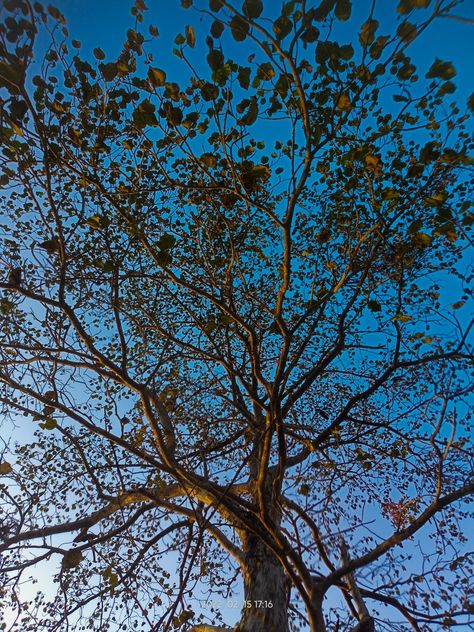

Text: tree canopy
xmin=0 ymin=0 xmax=473 ymax=630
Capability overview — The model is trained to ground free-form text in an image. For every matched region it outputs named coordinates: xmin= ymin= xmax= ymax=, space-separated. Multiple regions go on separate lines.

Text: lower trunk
xmin=237 ymin=534 xmax=289 ymax=632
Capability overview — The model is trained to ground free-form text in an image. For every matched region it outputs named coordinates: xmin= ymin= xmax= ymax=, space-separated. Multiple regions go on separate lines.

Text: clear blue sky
xmin=51 ymin=0 xmax=474 ymax=106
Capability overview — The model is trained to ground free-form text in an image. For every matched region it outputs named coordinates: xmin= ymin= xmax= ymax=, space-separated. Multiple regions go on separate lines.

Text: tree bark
xmin=237 ymin=533 xmax=290 ymax=632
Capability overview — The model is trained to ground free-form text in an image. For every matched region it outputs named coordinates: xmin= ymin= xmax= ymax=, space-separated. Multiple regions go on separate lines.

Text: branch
xmin=189 ymin=626 xmax=233 ymax=632
xmin=440 ymin=13 xmax=474 ymax=25
xmin=324 ymin=479 xmax=474 ymax=588
xmin=359 ymin=589 xmax=422 ymax=632
xmin=0 ymin=490 xmax=154 ymax=552
xmin=340 ymin=537 xmax=374 ymax=632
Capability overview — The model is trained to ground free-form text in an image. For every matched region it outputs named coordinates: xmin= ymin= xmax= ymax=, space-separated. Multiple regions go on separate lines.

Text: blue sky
xmin=50 ymin=0 xmax=474 ymax=108
xmin=2 ymin=1 xmax=473 ymax=629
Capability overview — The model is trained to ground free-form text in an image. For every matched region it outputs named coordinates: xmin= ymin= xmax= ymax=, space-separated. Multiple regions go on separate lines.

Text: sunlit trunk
xmin=237 ymin=533 xmax=290 ymax=632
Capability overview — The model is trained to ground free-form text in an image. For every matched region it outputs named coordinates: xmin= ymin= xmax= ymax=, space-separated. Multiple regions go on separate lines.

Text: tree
xmin=0 ymin=0 xmax=473 ymax=629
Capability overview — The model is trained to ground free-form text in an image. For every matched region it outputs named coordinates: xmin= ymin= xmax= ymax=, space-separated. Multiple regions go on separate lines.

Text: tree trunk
xmin=237 ymin=533 xmax=290 ymax=632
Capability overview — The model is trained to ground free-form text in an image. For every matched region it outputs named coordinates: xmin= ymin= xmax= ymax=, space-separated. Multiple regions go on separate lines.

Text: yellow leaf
xmin=250 ymin=164 xmax=271 ymax=180
xmin=394 ymin=313 xmax=412 ymax=323
xmin=365 ymin=154 xmax=382 ymax=176
xmin=336 ymin=93 xmax=352 ymax=111
xmin=148 ymin=67 xmax=166 ymax=87
xmin=86 ymin=215 xmax=107 ymax=230
xmin=412 ymin=232 xmax=432 ymax=248
xmin=0 ymin=462 xmax=12 ymax=475
xmin=185 ymin=25 xmax=196 ymax=48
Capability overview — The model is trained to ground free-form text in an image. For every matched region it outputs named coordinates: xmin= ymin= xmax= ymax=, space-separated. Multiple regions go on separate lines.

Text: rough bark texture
xmin=238 ymin=534 xmax=290 ymax=632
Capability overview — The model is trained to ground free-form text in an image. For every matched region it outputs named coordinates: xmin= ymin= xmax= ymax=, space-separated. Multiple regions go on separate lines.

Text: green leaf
xmin=257 ymin=62 xmax=275 ymax=81
xmin=243 ymin=0 xmax=263 ymax=18
xmin=0 ymin=61 xmax=24 ymax=92
xmin=132 ymin=99 xmax=158 ymax=127
xmin=408 ymin=219 xmax=423 ymax=234
xmin=10 ymin=99 xmax=28 ymax=121
xmin=273 ymin=15 xmax=292 ymax=40
xmin=316 ymin=41 xmax=331 ymax=63
xmin=302 ymin=26 xmax=320 ymax=44
xmin=339 ymin=44 xmax=354 ymax=60
xmin=156 ymin=250 xmax=172 ymax=266
xmin=201 ymin=153 xmax=218 ymax=168
xmin=250 ymin=164 xmax=270 ymax=180
xmin=238 ymin=66 xmax=251 ymax=89
xmin=219 ymin=313 xmax=233 ymax=324
xmin=40 ymin=418 xmax=57 ymax=430
xmin=0 ymin=298 xmax=14 ymax=314
xmin=369 ymin=36 xmax=389 ymax=59
xmin=211 ymin=20 xmax=224 ymax=38
xmin=314 ymin=0 xmax=337 ymax=21
xmin=158 ymin=234 xmax=176 ymax=250
xmin=209 ymin=0 xmax=224 ymax=10
xmin=100 ymin=62 xmax=118 ymax=82
xmin=148 ymin=67 xmax=166 ymax=87
xmin=335 ymin=0 xmax=351 ymax=21
xmin=397 ymin=0 xmax=430 ymax=14
xmin=162 ymin=104 xmax=183 ymax=126
xmin=201 ymin=82 xmax=219 ymax=101
xmin=397 ymin=21 xmax=417 ymax=43
xmin=365 ymin=154 xmax=382 ymax=176
xmin=419 ymin=141 xmax=439 ymax=164
xmin=359 ymin=19 xmax=378 ymax=46
xmin=39 ymin=238 xmax=60 ymax=254
xmin=299 ymin=483 xmax=311 ymax=496
xmin=62 ymin=549 xmax=83 ymax=569
xmin=207 ymin=50 xmax=224 ymax=71
xmin=368 ymin=300 xmax=381 ymax=312
xmin=426 ymin=58 xmax=456 ymax=80
xmin=230 ymin=15 xmax=249 ymax=41
xmin=468 ymin=93 xmax=474 ymax=113
xmin=240 ymin=97 xmax=258 ymax=125
xmin=317 ymin=228 xmax=331 ymax=244
xmin=437 ymin=81 xmax=456 ymax=96
xmin=48 ymin=4 xmax=66 ymax=22
xmin=426 ymin=191 xmax=448 ymax=207
xmin=93 ymin=48 xmax=106 ymax=60
xmin=412 ymin=232 xmax=432 ymax=248
xmin=275 ymin=73 xmax=291 ymax=95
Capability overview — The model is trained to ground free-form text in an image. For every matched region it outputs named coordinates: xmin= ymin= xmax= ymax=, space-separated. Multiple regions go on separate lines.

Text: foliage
xmin=0 ymin=0 xmax=473 ymax=630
